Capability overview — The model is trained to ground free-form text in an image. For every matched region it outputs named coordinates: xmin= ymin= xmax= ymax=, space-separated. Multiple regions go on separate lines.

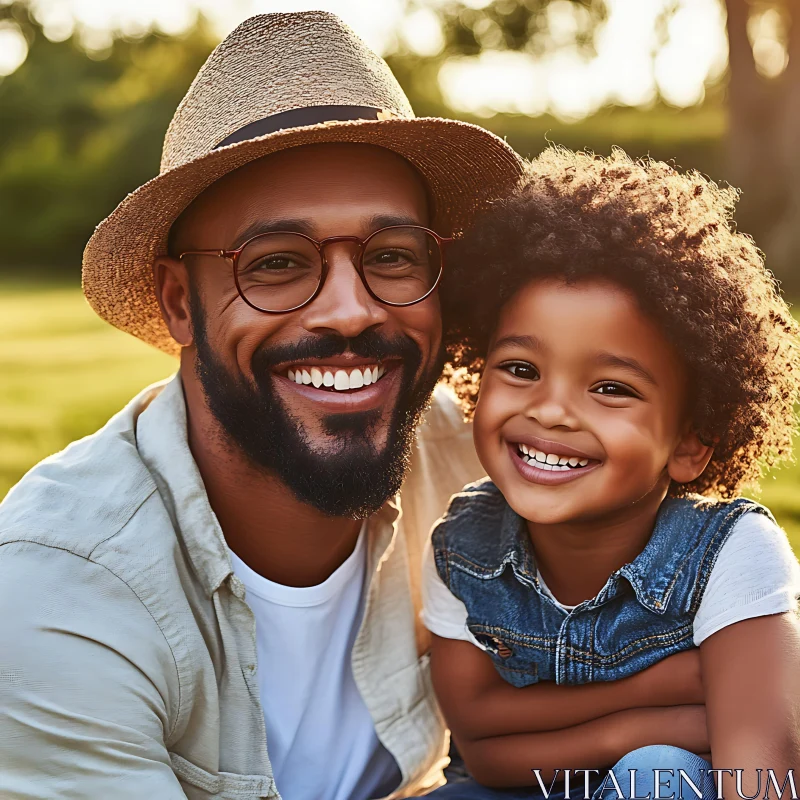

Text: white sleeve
xmin=693 ymin=511 xmax=800 ymax=645
xmin=420 ymin=539 xmax=485 ymax=649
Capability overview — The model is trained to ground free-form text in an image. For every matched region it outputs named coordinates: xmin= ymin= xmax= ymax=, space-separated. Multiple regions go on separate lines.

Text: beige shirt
xmin=0 ymin=374 xmax=484 ymax=799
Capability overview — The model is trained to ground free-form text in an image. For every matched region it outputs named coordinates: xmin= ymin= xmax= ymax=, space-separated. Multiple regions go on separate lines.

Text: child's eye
xmin=501 ymin=362 xmax=540 ymax=381
xmin=592 ymin=382 xmax=639 ymax=398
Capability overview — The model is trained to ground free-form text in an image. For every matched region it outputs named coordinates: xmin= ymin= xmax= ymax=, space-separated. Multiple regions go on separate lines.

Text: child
xmin=421 ymin=148 xmax=800 ymax=799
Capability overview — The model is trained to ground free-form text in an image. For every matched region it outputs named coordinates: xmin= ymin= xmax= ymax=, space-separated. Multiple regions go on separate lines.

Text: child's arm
xmin=694 ymin=512 xmax=800 ymax=796
xmin=430 ymin=634 xmax=704 ymax=738
xmin=449 ymin=705 xmax=709 ymax=787
xmin=431 ymin=634 xmax=711 ymax=786
xmin=700 ymin=612 xmax=800 ymax=797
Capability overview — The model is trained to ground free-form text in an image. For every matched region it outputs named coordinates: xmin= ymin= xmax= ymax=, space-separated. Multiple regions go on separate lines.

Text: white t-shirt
xmin=422 ymin=511 xmax=800 ymax=649
xmin=229 ymin=522 xmax=401 ymax=800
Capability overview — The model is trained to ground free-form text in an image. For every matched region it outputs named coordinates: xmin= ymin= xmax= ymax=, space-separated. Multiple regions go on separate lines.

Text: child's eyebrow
xmin=491 ymin=334 xmax=543 ymax=352
xmin=594 ymin=352 xmax=658 ymax=387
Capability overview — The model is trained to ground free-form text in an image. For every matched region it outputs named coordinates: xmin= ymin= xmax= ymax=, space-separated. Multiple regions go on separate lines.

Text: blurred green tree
xmin=0 ymin=2 xmax=216 ymax=274
xmin=0 ymin=0 xmax=796 ymax=290
xmin=388 ymin=0 xmax=799 ymax=290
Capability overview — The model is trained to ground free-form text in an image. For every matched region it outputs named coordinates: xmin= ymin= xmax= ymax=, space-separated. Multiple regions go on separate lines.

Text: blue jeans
xmin=421 ymin=745 xmax=716 ymax=799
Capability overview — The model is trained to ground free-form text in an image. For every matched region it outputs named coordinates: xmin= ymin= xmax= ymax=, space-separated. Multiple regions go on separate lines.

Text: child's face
xmin=473 ymin=277 xmax=711 ymax=526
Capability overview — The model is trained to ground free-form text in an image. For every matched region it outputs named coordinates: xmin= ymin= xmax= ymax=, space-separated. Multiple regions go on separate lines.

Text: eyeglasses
xmin=179 ymin=225 xmax=452 ymax=313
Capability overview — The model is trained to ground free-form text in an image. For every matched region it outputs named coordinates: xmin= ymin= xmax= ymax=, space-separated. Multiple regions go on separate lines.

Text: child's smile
xmin=473 ymin=277 xmax=711 ymax=530
xmin=508 ymin=437 xmax=599 ymax=485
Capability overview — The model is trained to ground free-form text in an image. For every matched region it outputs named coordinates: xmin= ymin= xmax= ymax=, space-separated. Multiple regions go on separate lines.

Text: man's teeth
xmin=286 ymin=365 xmax=386 ymax=391
xmin=517 ymin=443 xmax=589 ymax=471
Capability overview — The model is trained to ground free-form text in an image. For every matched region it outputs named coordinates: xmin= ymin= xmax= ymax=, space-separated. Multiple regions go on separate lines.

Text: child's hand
xmin=634 ymin=649 xmax=704 ymax=707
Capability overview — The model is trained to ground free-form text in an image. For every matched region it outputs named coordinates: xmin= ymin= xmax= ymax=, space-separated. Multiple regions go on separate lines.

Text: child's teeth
xmin=519 ymin=447 xmax=592 ymax=470
xmin=311 ymin=367 xmax=323 ymax=388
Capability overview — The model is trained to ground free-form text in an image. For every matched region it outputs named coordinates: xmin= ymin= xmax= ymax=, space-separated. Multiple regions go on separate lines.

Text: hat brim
xmin=82 ymin=116 xmax=524 ymax=356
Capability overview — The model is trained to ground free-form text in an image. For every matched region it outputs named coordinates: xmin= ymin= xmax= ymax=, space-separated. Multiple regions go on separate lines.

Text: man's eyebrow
xmin=230 ymin=214 xmax=423 ymax=250
xmin=491 ymin=334 xmax=543 ymax=352
xmin=231 ymin=218 xmax=316 ymax=249
xmin=366 ymin=213 xmax=424 ymax=230
xmin=595 ymin=352 xmax=658 ymax=386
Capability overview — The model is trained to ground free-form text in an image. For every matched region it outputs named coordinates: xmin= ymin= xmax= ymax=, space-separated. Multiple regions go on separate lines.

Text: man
xmin=0 ymin=11 xmax=523 ymax=799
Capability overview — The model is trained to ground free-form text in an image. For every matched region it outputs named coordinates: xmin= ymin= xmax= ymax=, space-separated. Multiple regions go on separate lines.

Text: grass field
xmin=0 ymin=283 xmax=175 ymax=498
xmin=1 ymin=283 xmax=799 ymax=556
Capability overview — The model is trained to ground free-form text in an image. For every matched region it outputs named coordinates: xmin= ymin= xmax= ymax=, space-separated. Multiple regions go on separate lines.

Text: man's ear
xmin=667 ymin=427 xmax=714 ymax=485
xmin=153 ymin=256 xmax=193 ymax=347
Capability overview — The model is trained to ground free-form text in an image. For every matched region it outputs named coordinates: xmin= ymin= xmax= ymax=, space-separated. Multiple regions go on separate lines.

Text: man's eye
xmin=502 ymin=362 xmax=539 ymax=380
xmin=592 ymin=382 xmax=638 ymax=398
xmin=253 ymin=255 xmax=298 ymax=270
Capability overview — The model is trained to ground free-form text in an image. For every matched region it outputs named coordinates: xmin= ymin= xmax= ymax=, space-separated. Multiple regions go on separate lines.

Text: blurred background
xmin=0 ymin=0 xmax=798 ymax=552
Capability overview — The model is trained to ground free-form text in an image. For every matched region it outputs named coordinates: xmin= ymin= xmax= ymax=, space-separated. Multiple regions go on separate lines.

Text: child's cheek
xmin=600 ymin=415 xmax=671 ymax=492
xmin=472 ymin=375 xmax=517 ymax=477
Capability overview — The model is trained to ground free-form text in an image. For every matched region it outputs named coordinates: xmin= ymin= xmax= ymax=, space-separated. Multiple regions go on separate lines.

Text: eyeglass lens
xmin=236 ymin=227 xmax=442 ymax=311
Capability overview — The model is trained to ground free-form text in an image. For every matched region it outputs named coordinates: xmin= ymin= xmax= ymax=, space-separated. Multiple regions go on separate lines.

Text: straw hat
xmin=82 ymin=11 xmax=524 ymax=355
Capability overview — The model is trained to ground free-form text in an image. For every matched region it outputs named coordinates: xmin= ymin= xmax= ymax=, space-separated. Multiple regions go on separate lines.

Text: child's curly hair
xmin=443 ymin=146 xmax=800 ymax=498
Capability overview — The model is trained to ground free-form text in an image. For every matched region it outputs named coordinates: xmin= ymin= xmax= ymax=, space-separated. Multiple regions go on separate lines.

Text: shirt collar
xmin=135 ymin=374 xmax=233 ymax=597
xmin=134 ymin=373 xmax=402 ymax=598
xmin=616 ymin=496 xmax=711 ymax=614
xmin=494 ymin=503 xmax=539 ymax=585
xmin=495 ymin=497 xmax=680 ymax=615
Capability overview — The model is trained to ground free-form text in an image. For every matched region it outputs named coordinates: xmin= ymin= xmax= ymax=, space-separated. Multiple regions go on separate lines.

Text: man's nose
xmin=299 ymin=243 xmax=388 ymax=338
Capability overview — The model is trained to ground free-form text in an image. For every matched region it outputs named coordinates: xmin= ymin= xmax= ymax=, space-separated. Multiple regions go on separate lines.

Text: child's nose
xmin=524 ymin=387 xmax=580 ymax=431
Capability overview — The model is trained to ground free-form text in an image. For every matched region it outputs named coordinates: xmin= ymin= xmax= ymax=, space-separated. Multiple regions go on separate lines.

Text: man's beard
xmin=189 ymin=288 xmax=444 ymax=518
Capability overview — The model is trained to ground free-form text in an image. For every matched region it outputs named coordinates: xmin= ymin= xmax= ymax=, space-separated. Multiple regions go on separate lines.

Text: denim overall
xmin=431 ymin=478 xmax=771 ymax=688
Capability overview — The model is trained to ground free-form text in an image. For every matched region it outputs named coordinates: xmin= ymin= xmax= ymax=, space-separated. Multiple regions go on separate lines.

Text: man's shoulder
xmin=399 ymin=385 xmax=487 ymax=541
xmin=415 ymin=382 xmax=469 ymax=442
xmin=0 ymin=381 xmax=169 ymax=559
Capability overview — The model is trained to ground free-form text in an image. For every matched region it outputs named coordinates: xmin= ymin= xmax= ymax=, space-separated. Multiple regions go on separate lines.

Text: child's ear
xmin=667 ymin=428 xmax=714 ymax=485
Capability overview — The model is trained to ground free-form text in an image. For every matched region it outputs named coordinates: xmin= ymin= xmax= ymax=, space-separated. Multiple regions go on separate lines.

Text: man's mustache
xmin=252 ymin=329 xmax=420 ymax=372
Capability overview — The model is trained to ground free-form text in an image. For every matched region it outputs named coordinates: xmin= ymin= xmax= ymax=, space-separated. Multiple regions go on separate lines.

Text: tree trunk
xmin=768 ymin=3 xmax=800 ymax=287
xmin=725 ymin=0 xmax=785 ymax=242
xmin=725 ymin=0 xmax=798 ymax=290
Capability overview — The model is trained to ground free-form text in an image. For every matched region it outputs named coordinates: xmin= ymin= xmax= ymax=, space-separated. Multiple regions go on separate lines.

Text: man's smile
xmin=285 ymin=363 xmax=388 ymax=392
xmin=273 ymin=358 xmax=404 ymax=411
